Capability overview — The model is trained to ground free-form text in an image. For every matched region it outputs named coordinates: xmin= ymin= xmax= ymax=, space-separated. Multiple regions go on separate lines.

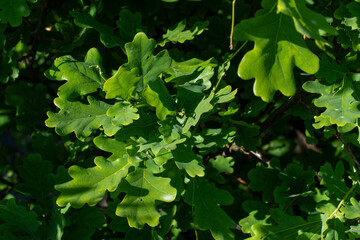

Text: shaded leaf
xmin=55 ymin=156 xmax=130 ymax=208
xmin=318 ymin=161 xmax=349 ymax=197
xmin=0 ymin=0 xmax=30 ymax=27
xmin=62 ymin=207 xmax=106 ymax=240
xmin=172 ymin=145 xmax=204 ymax=177
xmin=183 ymin=177 xmax=236 ymax=240
xmin=116 ymin=9 xmax=145 ymax=42
xmin=0 ymin=199 xmax=41 ymax=236
xmin=71 ymin=11 xmax=124 ymax=48
xmin=143 ymin=78 xmax=177 ymax=120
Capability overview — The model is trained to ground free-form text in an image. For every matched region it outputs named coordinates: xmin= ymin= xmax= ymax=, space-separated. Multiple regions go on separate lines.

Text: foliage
xmin=2 ymin=0 xmax=360 ymax=239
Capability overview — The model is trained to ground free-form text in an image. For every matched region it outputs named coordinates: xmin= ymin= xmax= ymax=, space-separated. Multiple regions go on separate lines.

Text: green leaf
xmin=165 ymin=58 xmax=217 ymax=88
xmin=5 ymin=81 xmax=48 ymax=130
xmin=235 ymin=6 xmax=319 ymax=101
xmin=303 ymin=79 xmax=360 ymax=130
xmin=172 ymin=145 xmax=205 ymax=177
xmin=316 ymin=55 xmax=347 ymax=84
xmin=0 ymin=0 xmax=30 ymax=27
xmin=341 ymin=197 xmax=360 ymax=219
xmin=125 ymin=32 xmax=172 ymax=89
xmin=273 ymin=164 xmax=315 ymax=209
xmin=45 ymin=96 xmax=120 ymax=139
xmin=239 ymin=200 xmax=271 ymax=236
xmin=116 ymin=9 xmax=145 ymax=42
xmin=194 ymin=127 xmax=236 ymax=155
xmin=107 ymin=102 xmax=140 ymax=126
xmin=45 ymin=48 xmax=104 ymax=100
xmin=182 ymin=92 xmax=214 ymax=133
xmin=183 ymin=177 xmax=236 ymax=240
xmin=0 ymin=199 xmax=41 ymax=236
xmin=213 ymin=85 xmax=237 ymax=104
xmin=15 ymin=154 xmax=55 ymax=206
xmin=318 ymin=161 xmax=349 ymax=197
xmin=209 ymin=156 xmax=234 ymax=174
xmin=93 ymin=136 xmax=127 ymax=161
xmin=248 ymin=159 xmax=281 ymax=203
xmin=62 ymin=207 xmax=106 ymax=240
xmin=250 ymin=209 xmax=321 ymax=239
xmin=278 ymin=0 xmax=337 ymax=48
xmin=143 ymin=78 xmax=177 ymax=120
xmin=70 ymin=11 xmax=124 ymax=48
xmin=55 ymin=156 xmax=131 ymax=208
xmin=159 ymin=19 xmax=209 ymax=46
xmin=103 ymin=66 xmax=140 ymax=100
xmin=116 ymin=160 xmax=177 ymax=229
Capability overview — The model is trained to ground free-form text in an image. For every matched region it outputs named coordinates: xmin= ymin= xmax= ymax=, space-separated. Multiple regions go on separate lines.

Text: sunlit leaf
xmin=278 ymin=0 xmax=337 ymax=48
xmin=45 ymin=48 xmax=104 ymax=100
xmin=46 ymin=96 xmax=120 ymax=139
xmin=116 ymin=160 xmax=177 ymax=228
xmin=107 ymin=102 xmax=140 ymax=126
xmin=235 ymin=6 xmax=319 ymax=101
xmin=303 ymin=79 xmax=360 ymax=130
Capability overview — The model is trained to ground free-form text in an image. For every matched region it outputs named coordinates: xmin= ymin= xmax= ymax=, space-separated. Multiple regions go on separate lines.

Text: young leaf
xmin=55 ymin=156 xmax=131 ymax=208
xmin=45 ymin=96 xmax=120 ymax=139
xmin=183 ymin=177 xmax=236 ymax=240
xmin=182 ymin=92 xmax=214 ymax=133
xmin=125 ymin=32 xmax=172 ymax=89
xmin=107 ymin=102 xmax=140 ymax=126
xmin=103 ymin=66 xmax=140 ymax=100
xmin=303 ymin=79 xmax=360 ymax=130
xmin=116 ymin=161 xmax=177 ymax=229
xmin=45 ymin=48 xmax=104 ymax=100
xmin=235 ymin=6 xmax=319 ymax=101
xmin=159 ymin=19 xmax=209 ymax=46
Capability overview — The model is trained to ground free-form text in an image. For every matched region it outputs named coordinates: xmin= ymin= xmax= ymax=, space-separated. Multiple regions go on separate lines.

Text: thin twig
xmin=229 ymin=0 xmax=236 ymax=50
